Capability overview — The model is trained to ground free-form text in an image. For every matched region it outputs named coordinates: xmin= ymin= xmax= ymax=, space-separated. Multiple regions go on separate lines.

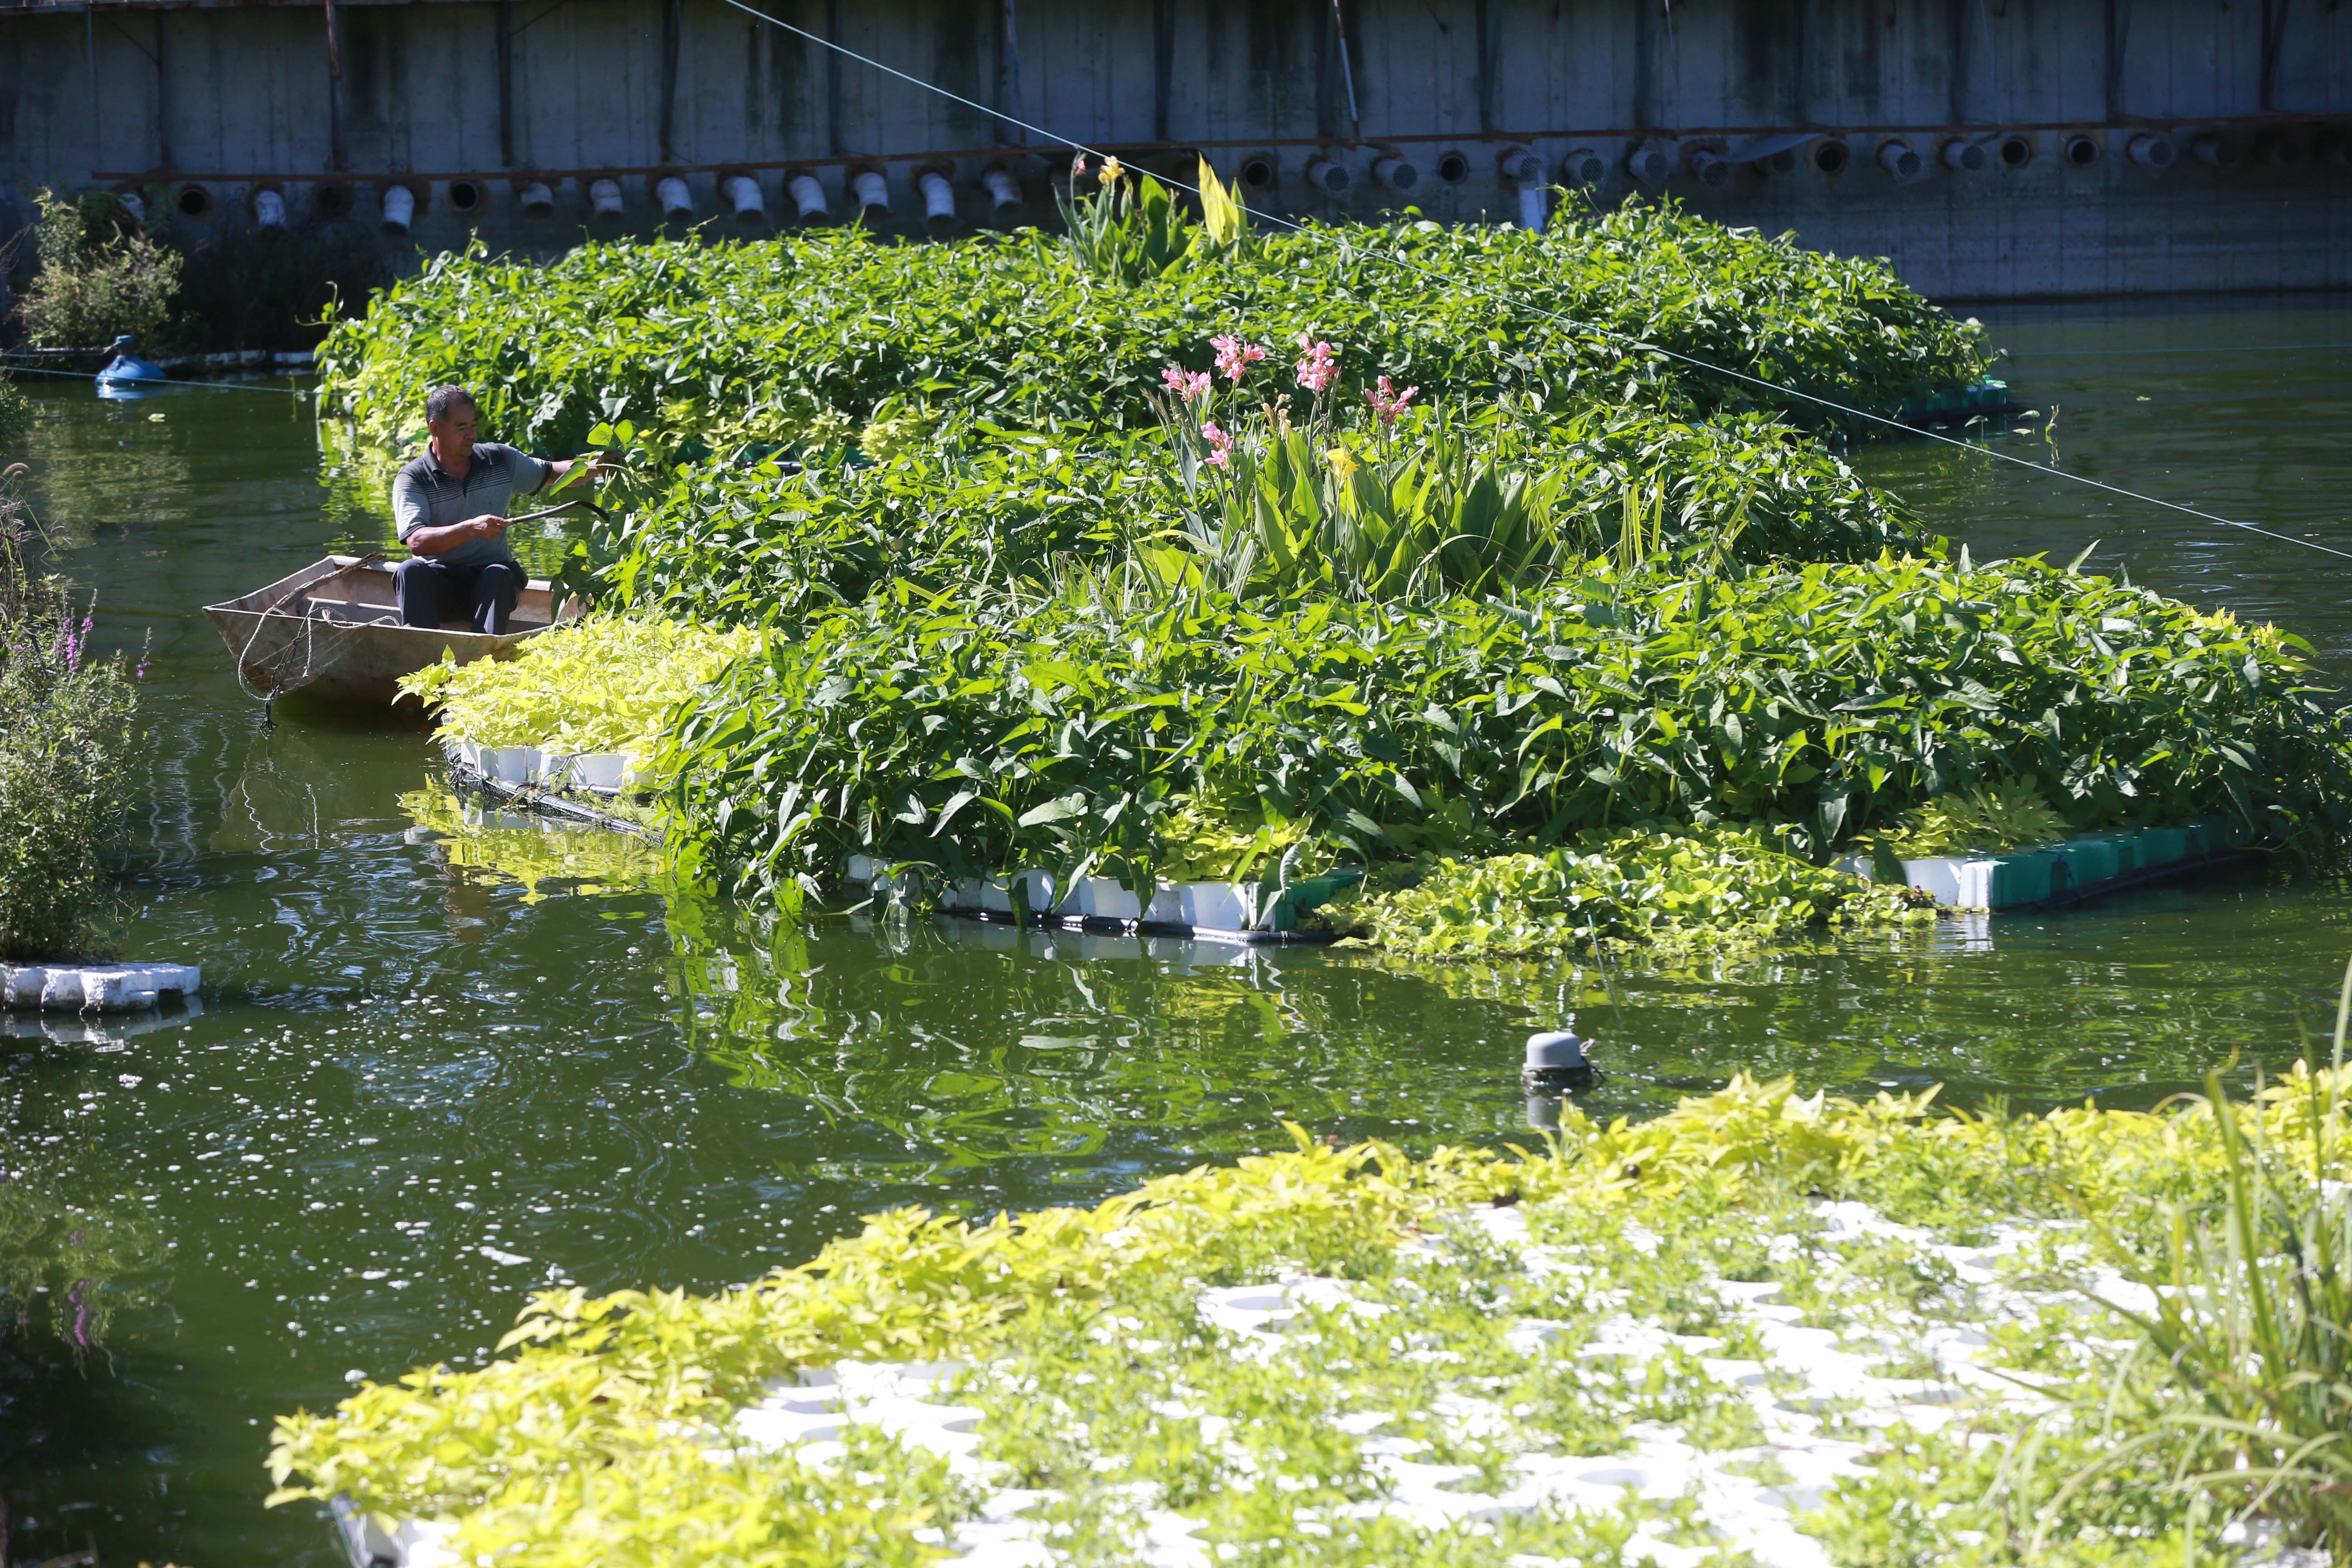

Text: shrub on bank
xmin=7 ymin=188 xmax=181 ymax=351
xmin=314 ymin=201 xmax=1985 ymax=455
xmin=656 ymin=554 xmax=2347 ymax=906
xmin=0 ymin=480 xmax=141 ymax=960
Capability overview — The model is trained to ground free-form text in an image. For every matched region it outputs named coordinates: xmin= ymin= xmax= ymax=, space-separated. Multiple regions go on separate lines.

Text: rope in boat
xmin=706 ymin=0 xmax=2352 ymax=568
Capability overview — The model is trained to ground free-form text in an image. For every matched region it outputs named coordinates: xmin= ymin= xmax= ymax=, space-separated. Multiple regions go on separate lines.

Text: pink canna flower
xmin=1202 ymin=421 xmax=1234 ymax=469
xmin=1161 ymin=365 xmax=1213 ymax=403
xmin=1211 ymin=334 xmax=1268 ymax=384
xmin=1366 ymin=375 xmax=1420 ymax=426
xmin=1294 ymin=332 xmax=1339 ymax=394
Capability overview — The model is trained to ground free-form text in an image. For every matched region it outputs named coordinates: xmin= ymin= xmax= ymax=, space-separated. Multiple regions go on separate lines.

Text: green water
xmin=3 ymin=297 xmax=2352 ymax=1565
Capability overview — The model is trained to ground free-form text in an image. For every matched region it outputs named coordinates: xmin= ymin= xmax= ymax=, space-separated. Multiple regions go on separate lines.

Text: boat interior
xmin=222 ymin=557 xmax=567 ymax=635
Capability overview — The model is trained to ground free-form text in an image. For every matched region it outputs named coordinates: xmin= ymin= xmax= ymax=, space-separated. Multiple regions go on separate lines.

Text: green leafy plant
xmin=1357 ymin=824 xmax=1934 ymax=959
xmin=1866 ymin=778 xmax=2073 ymax=858
xmin=656 ymin=555 xmax=2343 ymax=908
xmin=0 ymin=475 xmax=142 ymax=959
xmin=397 ymin=614 xmax=759 ymax=765
xmin=1057 ymin=161 xmax=1202 ymax=286
xmin=7 ymin=187 xmax=183 ymax=350
xmin=313 ymin=201 xmax=1986 ymax=456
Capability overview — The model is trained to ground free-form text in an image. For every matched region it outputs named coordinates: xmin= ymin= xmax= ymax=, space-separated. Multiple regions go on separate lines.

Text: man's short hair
xmin=425 ymin=385 xmax=476 ymax=424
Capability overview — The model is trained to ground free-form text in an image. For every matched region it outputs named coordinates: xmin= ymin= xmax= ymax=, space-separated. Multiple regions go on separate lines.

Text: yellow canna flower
xmin=1098 ymin=155 xmax=1124 ymax=187
xmin=1324 ymin=446 xmax=1360 ymax=480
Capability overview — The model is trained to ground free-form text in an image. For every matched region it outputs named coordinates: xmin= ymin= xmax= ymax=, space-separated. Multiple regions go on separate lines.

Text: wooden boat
xmin=205 ymin=555 xmax=576 ymax=707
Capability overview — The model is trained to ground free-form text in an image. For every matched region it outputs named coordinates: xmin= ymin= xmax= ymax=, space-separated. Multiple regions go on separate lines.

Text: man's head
xmin=425 ymin=386 xmax=478 ymax=467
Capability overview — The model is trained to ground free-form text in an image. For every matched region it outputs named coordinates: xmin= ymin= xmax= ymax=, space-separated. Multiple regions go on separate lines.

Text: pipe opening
xmin=1305 ymin=156 xmax=1352 ymax=196
xmin=981 ymin=166 xmax=1024 ymax=210
xmin=1813 ymin=139 xmax=1851 ymax=175
xmin=786 ymin=171 xmax=829 ymax=220
xmin=1877 ymin=139 xmax=1922 ymax=179
xmin=1626 ymin=142 xmax=1673 ymax=186
xmin=852 ymin=169 xmax=890 ymax=213
xmin=251 ymin=189 xmax=287 ymax=231
xmin=1238 ymin=156 xmax=1276 ymax=191
xmin=588 ymin=178 xmax=625 ymax=217
xmin=379 ymin=184 xmax=416 ymax=235
xmin=310 ymin=184 xmax=353 ymax=220
xmin=721 ymin=174 xmax=765 ymax=222
xmin=1999 ymin=135 xmax=2034 ymax=168
xmin=176 ymin=185 xmax=213 ymax=219
xmin=1765 ymin=147 xmax=1799 ymax=175
xmin=1497 ymin=145 xmax=1543 ymax=184
xmin=1435 ymin=150 xmax=1470 ymax=184
xmin=2255 ymin=131 xmax=2308 ymax=167
xmin=446 ymin=179 xmax=485 ymax=213
xmin=1687 ymin=149 xmax=1731 ymax=190
xmin=1941 ymin=138 xmax=1988 ymax=172
xmin=1371 ymin=153 xmax=1418 ymax=192
xmin=2193 ymin=133 xmax=2241 ymax=168
xmin=517 ymin=181 xmax=555 ymax=216
xmin=2315 ymin=127 xmax=2350 ymax=167
xmin=656 ymin=176 xmax=693 ymax=218
xmin=2063 ymin=135 xmax=2102 ymax=167
xmin=1559 ymin=147 xmax=1605 ymax=186
xmin=917 ymin=167 xmax=957 ymax=223
xmin=2126 ymin=134 xmax=2176 ymax=170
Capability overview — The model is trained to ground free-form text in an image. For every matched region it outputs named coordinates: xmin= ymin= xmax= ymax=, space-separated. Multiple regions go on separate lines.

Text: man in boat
xmin=391 ymin=386 xmax=601 ymax=634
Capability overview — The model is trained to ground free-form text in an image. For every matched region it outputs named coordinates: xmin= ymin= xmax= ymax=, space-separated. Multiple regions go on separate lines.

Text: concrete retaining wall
xmin=2 ymin=0 xmax=2347 ymax=299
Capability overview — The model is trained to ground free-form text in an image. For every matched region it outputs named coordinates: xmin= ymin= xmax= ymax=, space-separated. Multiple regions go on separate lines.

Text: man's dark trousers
xmin=396 ymin=557 xmax=521 ymax=634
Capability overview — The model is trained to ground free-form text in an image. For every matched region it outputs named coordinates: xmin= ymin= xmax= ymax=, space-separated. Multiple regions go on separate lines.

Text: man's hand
xmin=466 ymin=513 xmax=511 ymax=539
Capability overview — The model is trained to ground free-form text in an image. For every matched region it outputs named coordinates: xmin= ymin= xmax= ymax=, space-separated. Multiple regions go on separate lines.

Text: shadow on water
xmin=0 ymin=296 xmax=2349 ymax=1563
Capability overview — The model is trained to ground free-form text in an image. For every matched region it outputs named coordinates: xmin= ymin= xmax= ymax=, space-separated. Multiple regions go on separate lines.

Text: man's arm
xmin=393 ymin=466 xmax=507 ymax=557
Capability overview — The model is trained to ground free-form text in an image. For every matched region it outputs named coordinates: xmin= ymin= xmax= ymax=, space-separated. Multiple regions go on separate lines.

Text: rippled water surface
xmin=4 ymin=296 xmax=2352 ymax=1565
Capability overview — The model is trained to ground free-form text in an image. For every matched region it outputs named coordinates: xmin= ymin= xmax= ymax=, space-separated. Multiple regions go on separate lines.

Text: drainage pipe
xmin=852 ymin=167 xmax=889 ymax=214
xmin=720 ymin=174 xmax=764 ymax=221
xmin=1370 ymin=152 xmax=1417 ymax=191
xmin=1558 ymin=147 xmax=1605 ymax=186
xmin=1304 ymin=155 xmax=1351 ymax=195
xmin=588 ymin=178 xmax=624 ymax=216
xmin=1877 ymin=138 xmax=1922 ymax=178
xmin=2126 ymin=133 xmax=2176 ymax=169
xmin=1496 ymin=144 xmax=1543 ymax=184
xmin=1940 ymin=138 xmax=1988 ymax=171
xmin=786 ymin=170 xmax=830 ymax=220
xmin=379 ymin=184 xmax=415 ymax=234
xmin=118 ymin=192 xmax=146 ymax=225
xmin=1624 ymin=142 xmax=1672 ymax=186
xmin=1514 ymin=176 xmax=1548 ymax=232
xmin=2194 ymin=132 xmax=2241 ymax=168
xmin=517 ymin=181 xmax=554 ymax=215
xmin=981 ymin=166 xmax=1023 ymax=210
xmin=916 ymin=166 xmax=956 ymax=221
xmin=656 ymin=175 xmax=693 ymax=217
xmin=1686 ymin=148 xmax=1731 ymax=189
xmin=252 ymin=189 xmax=287 ymax=230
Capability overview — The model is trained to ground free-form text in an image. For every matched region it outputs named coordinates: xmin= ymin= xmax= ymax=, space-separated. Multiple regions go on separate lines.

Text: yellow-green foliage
xmin=270 ymin=1067 xmax=2352 ymax=1566
xmin=1357 ymin=825 xmax=1934 ymax=959
xmin=1868 ymin=778 xmax=2073 ymax=858
xmin=397 ymin=616 xmax=758 ymax=762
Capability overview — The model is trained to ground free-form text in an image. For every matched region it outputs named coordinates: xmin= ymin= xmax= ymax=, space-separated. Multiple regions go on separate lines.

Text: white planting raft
xmin=0 ymin=961 xmax=199 ymax=1013
xmin=843 ymin=856 xmax=1359 ymax=943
